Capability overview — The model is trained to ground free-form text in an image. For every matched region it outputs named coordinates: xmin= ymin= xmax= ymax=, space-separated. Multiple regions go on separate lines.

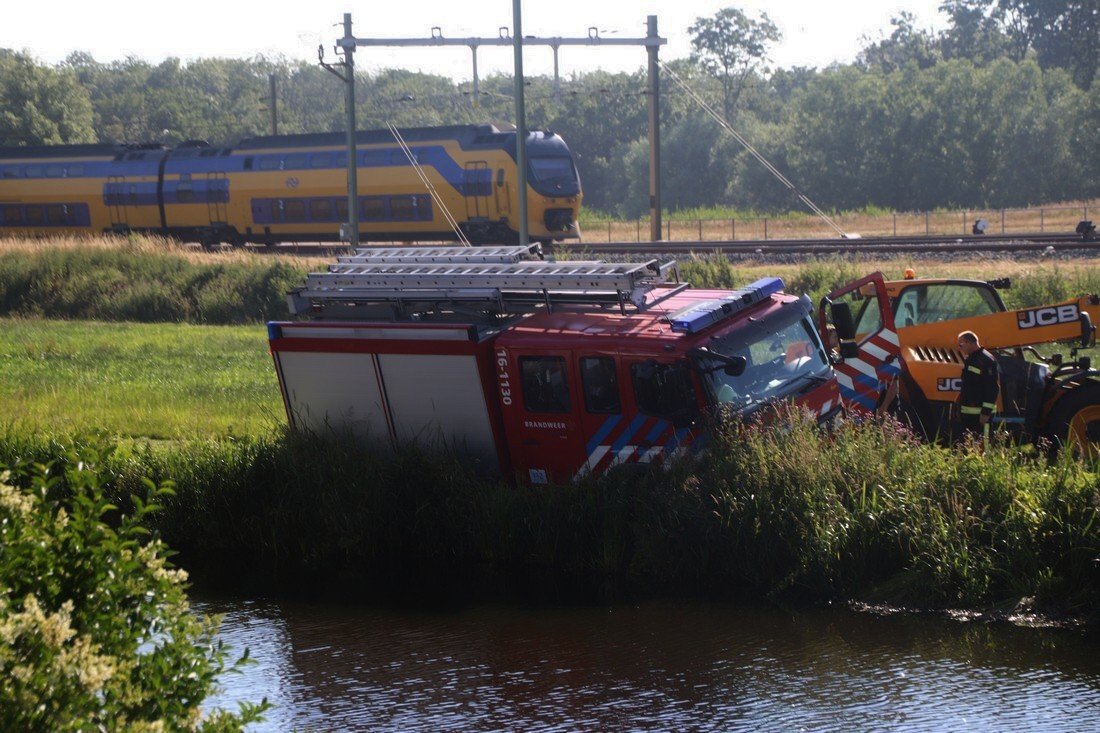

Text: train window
xmin=46 ymin=205 xmax=66 ymax=225
xmin=25 ymin=206 xmax=44 ymax=225
xmin=496 ymin=169 xmax=504 ymax=187
xmin=243 ymin=157 xmax=254 ymax=170
xmin=1 ymin=166 xmax=18 ymax=179
xmin=259 ymin=157 xmax=279 ymax=171
xmin=284 ymin=154 xmax=307 ymax=169
xmin=45 ymin=165 xmax=65 ymax=178
xmin=128 ymin=185 xmax=138 ymax=205
xmin=520 ymin=356 xmax=571 ymax=414
xmin=177 ymin=182 xmax=194 ymax=203
xmin=2 ymin=207 xmax=21 ymax=225
xmin=581 ymin=357 xmax=621 ymax=414
xmin=25 ymin=165 xmax=43 ymax=178
xmin=360 ymin=151 xmax=384 ymax=166
xmin=390 ymin=196 xmax=414 ymax=220
xmin=360 ymin=198 xmax=385 ymax=221
xmin=67 ymin=165 xmax=84 ymax=177
xmin=310 ymin=199 xmax=333 ymax=220
xmin=285 ymin=199 xmax=306 ymax=222
xmin=412 ymin=195 xmax=432 ymax=219
xmin=310 ymin=154 xmax=332 ymax=168
xmin=335 ymin=198 xmax=348 ymax=220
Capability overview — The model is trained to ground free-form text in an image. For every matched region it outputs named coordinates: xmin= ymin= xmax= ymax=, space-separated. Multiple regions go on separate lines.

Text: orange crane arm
xmin=898 ymin=296 xmax=1098 ymax=351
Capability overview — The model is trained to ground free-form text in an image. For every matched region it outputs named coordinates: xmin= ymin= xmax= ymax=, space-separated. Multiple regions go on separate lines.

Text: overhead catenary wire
xmin=388 ymin=123 xmax=472 ymax=247
xmin=660 ymin=62 xmax=847 ymax=238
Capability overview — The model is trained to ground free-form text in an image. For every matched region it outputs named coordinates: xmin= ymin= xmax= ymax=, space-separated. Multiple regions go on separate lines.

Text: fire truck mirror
xmin=723 ymin=356 xmax=747 ymax=377
xmin=830 ymin=302 xmax=856 ymax=341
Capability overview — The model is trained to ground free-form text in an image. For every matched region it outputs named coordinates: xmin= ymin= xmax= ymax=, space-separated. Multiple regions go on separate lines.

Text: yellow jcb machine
xmin=819 ymin=270 xmax=1100 ymax=458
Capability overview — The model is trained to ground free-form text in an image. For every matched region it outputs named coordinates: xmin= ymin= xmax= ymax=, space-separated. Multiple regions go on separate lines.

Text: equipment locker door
xmin=501 ymin=348 xmax=587 ymax=485
xmin=463 ymin=161 xmax=491 ymax=220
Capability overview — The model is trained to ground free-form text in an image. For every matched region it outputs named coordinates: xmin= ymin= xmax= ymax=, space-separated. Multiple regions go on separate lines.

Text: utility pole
xmin=268 ymin=74 xmax=278 ymax=135
xmin=320 ymin=14 xmax=361 ymax=247
xmin=647 ymin=15 xmax=661 ymax=241
xmin=513 ymin=0 xmax=529 ymax=246
xmin=341 ymin=15 xmax=359 ymax=247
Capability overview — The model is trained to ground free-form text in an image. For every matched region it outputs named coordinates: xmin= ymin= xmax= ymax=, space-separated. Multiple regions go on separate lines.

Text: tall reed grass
xmin=1 ymin=417 xmax=1095 ymax=614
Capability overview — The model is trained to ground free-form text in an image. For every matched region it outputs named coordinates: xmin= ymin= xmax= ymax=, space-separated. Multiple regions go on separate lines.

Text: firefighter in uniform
xmin=956 ymin=330 xmax=999 ymax=441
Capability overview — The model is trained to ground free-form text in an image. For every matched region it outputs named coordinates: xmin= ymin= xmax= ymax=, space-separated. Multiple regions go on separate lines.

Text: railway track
xmin=234 ymin=231 xmax=1097 ymax=258
xmin=555 ymin=232 xmax=1098 ymax=256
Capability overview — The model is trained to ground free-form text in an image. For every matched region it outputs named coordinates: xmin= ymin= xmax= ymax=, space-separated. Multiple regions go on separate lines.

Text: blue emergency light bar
xmin=669 ymin=277 xmax=785 ymax=334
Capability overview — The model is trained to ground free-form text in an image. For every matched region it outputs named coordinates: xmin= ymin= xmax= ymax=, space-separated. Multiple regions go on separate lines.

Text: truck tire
xmin=1043 ymin=381 xmax=1100 ymax=460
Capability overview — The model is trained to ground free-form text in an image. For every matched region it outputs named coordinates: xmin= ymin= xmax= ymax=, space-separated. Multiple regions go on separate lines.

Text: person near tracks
xmin=956 ymin=330 xmax=999 ymax=443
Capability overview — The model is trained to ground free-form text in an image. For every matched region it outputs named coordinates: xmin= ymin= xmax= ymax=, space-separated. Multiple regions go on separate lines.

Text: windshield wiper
xmin=799 ymin=372 xmax=831 ymax=385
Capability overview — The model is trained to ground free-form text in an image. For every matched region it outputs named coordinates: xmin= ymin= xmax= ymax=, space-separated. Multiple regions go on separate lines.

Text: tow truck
xmin=268 ymin=245 xmax=841 ymax=484
xmin=820 ymin=269 xmax=1099 ymax=457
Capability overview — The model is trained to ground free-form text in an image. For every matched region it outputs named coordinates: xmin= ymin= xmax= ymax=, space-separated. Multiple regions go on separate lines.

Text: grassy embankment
xmin=0 ymin=236 xmax=1096 ymax=614
xmin=1 ymin=236 xmax=1099 ymax=438
xmin=578 ymin=197 xmax=1100 ymax=241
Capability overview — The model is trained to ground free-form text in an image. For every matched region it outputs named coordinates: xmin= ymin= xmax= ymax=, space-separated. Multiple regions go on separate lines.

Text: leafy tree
xmin=688 ymin=6 xmax=781 ymax=121
xmin=939 ymin=0 xmax=1015 ymax=62
xmin=0 ymin=50 xmax=95 ymax=146
xmin=933 ymin=1 xmax=1098 ymax=88
xmin=858 ymin=13 xmax=942 ymax=72
xmin=1000 ymin=0 xmax=1098 ymax=89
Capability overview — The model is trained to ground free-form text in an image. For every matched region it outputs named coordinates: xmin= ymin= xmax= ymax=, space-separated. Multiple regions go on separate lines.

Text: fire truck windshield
xmin=694 ymin=308 xmax=830 ymax=412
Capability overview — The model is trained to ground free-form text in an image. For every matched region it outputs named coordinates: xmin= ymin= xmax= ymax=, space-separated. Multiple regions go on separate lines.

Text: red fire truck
xmin=268 ymin=245 xmax=841 ymax=484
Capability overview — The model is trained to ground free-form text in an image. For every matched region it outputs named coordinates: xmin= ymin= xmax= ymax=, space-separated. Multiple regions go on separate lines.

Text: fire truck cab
xmin=269 ymin=245 xmax=841 ymax=485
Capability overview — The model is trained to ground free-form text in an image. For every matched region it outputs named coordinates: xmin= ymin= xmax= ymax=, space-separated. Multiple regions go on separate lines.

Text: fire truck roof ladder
xmin=287 ymin=246 xmax=686 ymax=320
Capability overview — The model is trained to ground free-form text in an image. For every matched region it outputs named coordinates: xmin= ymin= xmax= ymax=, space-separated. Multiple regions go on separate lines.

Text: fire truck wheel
xmin=1044 ymin=382 xmax=1100 ymax=461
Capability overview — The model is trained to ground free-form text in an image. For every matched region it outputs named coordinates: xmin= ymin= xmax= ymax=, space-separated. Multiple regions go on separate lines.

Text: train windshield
xmin=529 ymin=156 xmax=575 ymax=185
xmin=694 ymin=306 xmax=830 ymax=413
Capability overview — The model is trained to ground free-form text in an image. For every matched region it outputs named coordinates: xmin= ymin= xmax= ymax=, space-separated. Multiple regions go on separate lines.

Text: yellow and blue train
xmin=0 ymin=124 xmax=582 ymax=246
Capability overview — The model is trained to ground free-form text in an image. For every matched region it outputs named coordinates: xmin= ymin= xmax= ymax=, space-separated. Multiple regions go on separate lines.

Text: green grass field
xmin=0 ymin=318 xmax=281 ymax=439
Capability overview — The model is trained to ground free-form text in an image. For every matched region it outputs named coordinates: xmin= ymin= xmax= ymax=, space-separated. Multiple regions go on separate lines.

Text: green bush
xmin=0 ymin=449 xmax=268 ymax=731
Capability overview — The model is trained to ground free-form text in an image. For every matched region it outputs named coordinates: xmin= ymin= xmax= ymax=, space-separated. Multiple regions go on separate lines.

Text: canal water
xmin=199 ymin=598 xmax=1100 ymax=732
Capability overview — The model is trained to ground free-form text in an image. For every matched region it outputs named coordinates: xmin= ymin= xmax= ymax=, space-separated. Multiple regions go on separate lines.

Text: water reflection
xmin=197 ymin=598 xmax=1100 ymax=732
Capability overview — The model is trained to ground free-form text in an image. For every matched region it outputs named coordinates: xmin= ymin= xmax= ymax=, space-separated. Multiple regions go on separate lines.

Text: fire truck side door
xmin=505 ymin=350 xmax=587 ymax=485
xmin=819 ymin=272 xmax=902 ymax=415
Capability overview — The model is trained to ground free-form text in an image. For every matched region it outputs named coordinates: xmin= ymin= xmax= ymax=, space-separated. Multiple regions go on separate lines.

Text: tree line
xmin=1 ymin=1 xmax=1097 ymax=216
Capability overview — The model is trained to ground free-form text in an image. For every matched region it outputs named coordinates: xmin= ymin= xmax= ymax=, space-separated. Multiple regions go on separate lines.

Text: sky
xmin=4 ymin=1 xmax=949 ymax=79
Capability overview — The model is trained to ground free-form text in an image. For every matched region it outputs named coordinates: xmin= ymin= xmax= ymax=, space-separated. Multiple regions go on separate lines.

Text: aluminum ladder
xmin=287 ymin=245 xmax=685 ymax=319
